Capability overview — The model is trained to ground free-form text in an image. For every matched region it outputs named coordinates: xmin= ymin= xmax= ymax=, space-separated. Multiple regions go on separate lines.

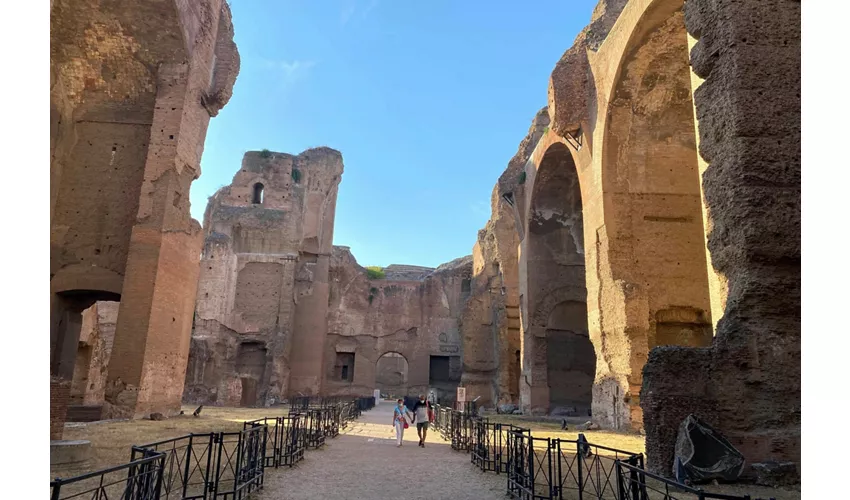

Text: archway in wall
xmin=526 ymin=142 xmax=593 ymax=415
xmin=599 ymin=0 xmax=714 ymax=428
xmin=51 ymin=291 xmax=121 ymax=424
xmin=375 ymin=352 xmax=409 ymax=397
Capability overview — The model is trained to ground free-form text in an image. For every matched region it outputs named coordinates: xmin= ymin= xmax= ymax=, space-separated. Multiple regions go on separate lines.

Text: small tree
xmin=365 ymin=266 xmax=385 ymax=280
xmin=259 ymin=149 xmax=272 ymax=158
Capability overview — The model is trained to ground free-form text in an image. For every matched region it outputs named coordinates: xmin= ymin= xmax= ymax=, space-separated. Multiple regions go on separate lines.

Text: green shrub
xmin=365 ymin=266 xmax=385 ymax=280
xmin=370 ymin=287 xmax=379 ymax=295
xmin=259 ymin=149 xmax=272 ymax=158
xmin=291 ymin=168 xmax=301 ymax=183
xmin=518 ymin=171 xmax=527 ymax=184
xmin=543 ymin=126 xmax=549 ymax=134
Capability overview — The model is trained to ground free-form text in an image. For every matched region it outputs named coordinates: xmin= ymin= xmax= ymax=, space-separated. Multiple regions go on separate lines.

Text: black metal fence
xmin=432 ymin=405 xmax=776 ymax=500
xmin=50 ymin=452 xmax=166 ymax=500
xmin=471 ymin=420 xmax=530 ymax=474
xmin=50 ymin=396 xmax=377 ymax=500
xmin=244 ymin=415 xmax=305 ymax=468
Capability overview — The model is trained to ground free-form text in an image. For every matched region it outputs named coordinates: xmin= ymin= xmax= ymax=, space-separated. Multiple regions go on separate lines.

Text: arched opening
xmin=599 ymin=0 xmax=714 ymax=429
xmin=51 ymin=290 xmax=121 ymax=429
xmin=252 ymin=182 xmax=264 ymax=204
xmin=525 ymin=142 xmax=592 ymax=415
xmin=375 ymin=352 xmax=409 ymax=397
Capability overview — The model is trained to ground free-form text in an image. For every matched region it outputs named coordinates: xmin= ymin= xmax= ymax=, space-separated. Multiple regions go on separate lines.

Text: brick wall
xmin=50 ymin=376 xmax=71 ymax=440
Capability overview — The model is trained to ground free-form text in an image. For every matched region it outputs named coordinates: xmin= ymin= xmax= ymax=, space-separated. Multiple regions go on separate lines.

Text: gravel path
xmin=256 ymin=401 xmax=506 ymax=499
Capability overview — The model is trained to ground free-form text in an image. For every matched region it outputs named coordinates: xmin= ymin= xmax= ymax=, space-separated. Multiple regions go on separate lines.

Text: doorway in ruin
xmin=375 ymin=352 xmax=408 ymax=396
xmin=51 ymin=292 xmax=121 ymax=424
xmin=527 ymin=142 xmax=594 ymax=415
xmin=236 ymin=341 xmax=267 ymax=407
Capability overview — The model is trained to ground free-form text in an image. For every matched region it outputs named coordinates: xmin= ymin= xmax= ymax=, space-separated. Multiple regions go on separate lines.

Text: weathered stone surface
xmin=463 ymin=0 xmax=799 ymax=485
xmin=547 ymin=0 xmax=627 ymax=138
xmin=69 ymin=302 xmax=118 ymax=409
xmin=641 ymin=0 xmax=801 ymax=479
xmin=50 ymin=0 xmax=240 ymax=430
xmin=751 ymin=461 xmax=799 ymax=488
xmin=184 ymin=149 xmax=344 ymax=405
xmin=50 ymin=440 xmax=92 ymax=466
xmin=461 ymin=109 xmax=548 ymax=408
xmin=674 ymin=414 xmax=745 ymax=483
xmin=324 ymin=247 xmax=472 ymax=402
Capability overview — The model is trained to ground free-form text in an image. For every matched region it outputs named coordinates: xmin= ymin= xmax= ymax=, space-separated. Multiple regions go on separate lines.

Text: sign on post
xmin=457 ymin=386 xmax=466 ymax=403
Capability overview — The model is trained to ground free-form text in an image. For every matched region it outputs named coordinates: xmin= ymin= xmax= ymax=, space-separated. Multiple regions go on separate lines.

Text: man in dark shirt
xmin=410 ymin=394 xmax=432 ymax=447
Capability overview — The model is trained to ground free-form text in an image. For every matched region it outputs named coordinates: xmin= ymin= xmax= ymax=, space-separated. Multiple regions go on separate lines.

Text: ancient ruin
xmin=182 ymin=152 xmax=471 ymax=405
xmin=324 ymin=253 xmax=471 ymax=401
xmin=182 ymin=148 xmax=343 ymax=405
xmin=49 ymin=0 xmax=800 ymax=488
xmin=459 ymin=0 xmax=800 ymax=479
xmin=50 ymin=0 xmax=240 ymax=437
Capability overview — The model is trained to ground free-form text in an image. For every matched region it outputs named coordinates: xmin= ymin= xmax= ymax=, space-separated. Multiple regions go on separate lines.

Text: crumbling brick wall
xmin=185 ymin=149 xmax=344 ymax=405
xmin=323 ymin=247 xmax=472 ymax=401
xmin=641 ymin=0 xmax=801 ymax=478
xmin=50 ymin=0 xmax=240 ymax=425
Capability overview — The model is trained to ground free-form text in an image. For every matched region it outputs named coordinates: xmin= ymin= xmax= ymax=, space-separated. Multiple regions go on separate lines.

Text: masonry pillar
xmin=288 ymin=255 xmax=332 ymax=396
xmin=104 ymin=3 xmax=224 ymax=418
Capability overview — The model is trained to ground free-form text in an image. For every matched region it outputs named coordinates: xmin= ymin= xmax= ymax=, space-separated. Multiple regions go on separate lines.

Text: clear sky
xmin=194 ymin=0 xmax=597 ymax=268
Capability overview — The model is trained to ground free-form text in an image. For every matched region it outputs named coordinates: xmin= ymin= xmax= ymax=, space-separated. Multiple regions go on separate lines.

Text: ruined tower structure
xmin=183 ymin=149 xmax=343 ymax=405
xmin=50 ymin=0 xmax=240 ymax=437
xmin=183 ymin=167 xmax=473 ymax=404
xmin=461 ymin=0 xmax=799 ymax=479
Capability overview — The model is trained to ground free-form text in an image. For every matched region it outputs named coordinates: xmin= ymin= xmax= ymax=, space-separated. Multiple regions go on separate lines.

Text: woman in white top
xmin=391 ymin=399 xmax=412 ymax=447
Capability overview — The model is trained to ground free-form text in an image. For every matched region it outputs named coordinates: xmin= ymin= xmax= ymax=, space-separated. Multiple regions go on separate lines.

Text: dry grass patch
xmin=52 ymin=405 xmax=290 ymax=480
xmin=484 ymin=414 xmax=645 ymax=454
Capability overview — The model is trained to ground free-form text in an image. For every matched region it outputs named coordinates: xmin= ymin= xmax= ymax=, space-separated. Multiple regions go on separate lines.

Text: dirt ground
xmin=51 ymin=405 xmax=288 ymax=480
xmin=256 ymin=401 xmax=506 ymax=500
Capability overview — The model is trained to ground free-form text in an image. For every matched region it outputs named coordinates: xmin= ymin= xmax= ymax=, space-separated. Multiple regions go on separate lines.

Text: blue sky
xmin=195 ymin=0 xmax=597 ymax=268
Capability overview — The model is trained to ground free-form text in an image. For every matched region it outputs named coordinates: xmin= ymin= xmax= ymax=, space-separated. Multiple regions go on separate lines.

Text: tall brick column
xmin=104 ymin=2 xmax=226 ymax=419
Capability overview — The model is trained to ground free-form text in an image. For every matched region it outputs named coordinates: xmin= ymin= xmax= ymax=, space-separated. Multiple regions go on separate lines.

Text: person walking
xmin=392 ymin=398 xmax=411 ymax=447
xmin=411 ymin=394 xmax=432 ymax=447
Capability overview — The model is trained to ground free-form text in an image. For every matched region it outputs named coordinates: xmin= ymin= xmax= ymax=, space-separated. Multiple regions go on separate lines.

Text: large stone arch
xmin=519 ymin=141 xmax=593 ymax=414
xmin=578 ymin=0 xmax=714 ymax=431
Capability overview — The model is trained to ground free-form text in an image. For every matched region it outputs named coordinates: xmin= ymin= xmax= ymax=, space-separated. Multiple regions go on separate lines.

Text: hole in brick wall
xmin=169 ymin=135 xmax=174 ymax=140
xmin=111 ymin=146 xmax=117 ymax=152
